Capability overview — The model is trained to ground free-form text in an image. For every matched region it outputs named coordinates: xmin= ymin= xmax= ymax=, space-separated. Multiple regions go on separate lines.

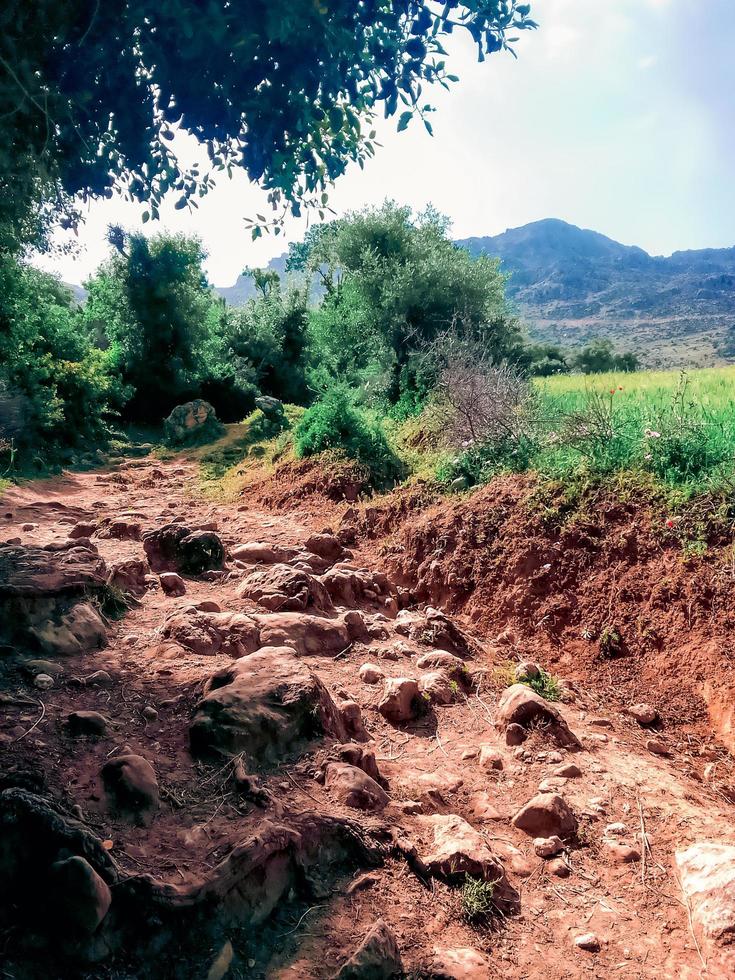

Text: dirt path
xmin=1 ymin=454 xmax=734 ymax=978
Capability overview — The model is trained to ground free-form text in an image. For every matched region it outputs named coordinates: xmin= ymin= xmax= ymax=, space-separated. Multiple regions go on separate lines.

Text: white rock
xmin=676 ymin=842 xmax=735 ymax=972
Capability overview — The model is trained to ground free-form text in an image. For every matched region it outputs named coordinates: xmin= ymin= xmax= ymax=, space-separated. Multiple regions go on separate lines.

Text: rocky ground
xmin=1 ymin=454 xmax=735 ymax=979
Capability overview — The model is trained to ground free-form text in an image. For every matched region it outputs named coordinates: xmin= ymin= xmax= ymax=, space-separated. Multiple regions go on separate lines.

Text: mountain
xmin=457 ymin=219 xmax=735 ymax=367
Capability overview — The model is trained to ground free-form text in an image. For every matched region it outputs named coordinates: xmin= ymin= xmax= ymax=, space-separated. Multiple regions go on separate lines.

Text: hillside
xmin=458 ymin=219 xmax=735 ymax=368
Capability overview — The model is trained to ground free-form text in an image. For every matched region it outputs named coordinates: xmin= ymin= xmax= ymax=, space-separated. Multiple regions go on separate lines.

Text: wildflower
xmin=644 ymin=453 xmax=652 ymax=461
xmin=618 ymin=385 xmax=623 ymax=391
xmin=644 ymin=429 xmax=661 ymax=439
xmin=610 ymin=388 xmax=616 ymax=395
xmin=665 ymin=519 xmax=675 ymax=528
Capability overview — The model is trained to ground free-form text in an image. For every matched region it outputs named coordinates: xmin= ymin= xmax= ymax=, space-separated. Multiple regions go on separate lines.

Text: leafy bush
xmin=294 ymin=388 xmax=401 ymax=487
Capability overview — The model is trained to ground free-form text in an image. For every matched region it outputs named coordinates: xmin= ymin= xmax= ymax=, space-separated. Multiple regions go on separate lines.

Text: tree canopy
xmin=0 ymin=1 xmax=535 ymax=252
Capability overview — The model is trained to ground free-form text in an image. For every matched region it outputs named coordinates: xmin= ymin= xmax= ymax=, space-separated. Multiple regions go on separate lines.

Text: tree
xmin=573 ymin=338 xmax=640 ymax=374
xmin=84 ymin=230 xmax=214 ymax=420
xmin=291 ymin=202 xmax=524 ymax=401
xmin=0 ymin=1 xmax=536 ymax=252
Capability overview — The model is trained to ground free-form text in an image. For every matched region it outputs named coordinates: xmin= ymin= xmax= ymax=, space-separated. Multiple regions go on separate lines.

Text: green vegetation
xmin=1 ymin=2 xmax=535 ymax=254
xmin=460 ymin=876 xmax=496 ymax=924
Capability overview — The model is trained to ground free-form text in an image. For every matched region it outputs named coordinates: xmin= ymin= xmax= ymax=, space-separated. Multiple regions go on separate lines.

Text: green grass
xmin=460 ymin=876 xmax=496 ymax=924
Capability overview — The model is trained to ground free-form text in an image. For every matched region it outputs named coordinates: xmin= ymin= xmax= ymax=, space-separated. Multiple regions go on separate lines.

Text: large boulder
xmin=238 ymin=564 xmax=333 ymax=613
xmin=159 ymin=608 xmax=260 ymax=657
xmin=48 ymin=855 xmax=112 ymax=934
xmin=255 ymin=612 xmax=351 ymax=657
xmin=332 ymin=920 xmax=402 ymax=979
xmin=378 ymin=678 xmax=422 ymax=724
xmin=419 ymin=813 xmax=520 ymax=913
xmin=29 ymin=601 xmax=107 ymax=656
xmin=163 ymin=399 xmax=224 ymax=446
xmin=495 ymin=685 xmax=581 ymax=749
xmin=143 ymin=524 xmax=225 ymax=575
xmin=511 ymin=793 xmax=578 ymax=839
xmin=325 ymin=763 xmax=389 ymax=812
xmin=190 ymin=646 xmax=347 ymax=761
xmin=676 ymin=842 xmax=735 ymax=972
xmin=107 ymin=558 xmax=149 ymax=596
xmin=320 ymin=566 xmax=396 ymax=612
xmin=230 ymin=542 xmax=298 ymax=565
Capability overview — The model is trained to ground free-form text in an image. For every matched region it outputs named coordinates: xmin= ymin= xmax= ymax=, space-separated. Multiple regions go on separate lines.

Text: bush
xmin=294 ymin=388 xmax=401 ymax=487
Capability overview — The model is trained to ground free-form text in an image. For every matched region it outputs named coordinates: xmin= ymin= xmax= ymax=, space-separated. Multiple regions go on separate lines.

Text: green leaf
xmin=142 ymin=211 xmax=150 ymax=223
xmin=397 ymin=111 xmax=412 ymax=132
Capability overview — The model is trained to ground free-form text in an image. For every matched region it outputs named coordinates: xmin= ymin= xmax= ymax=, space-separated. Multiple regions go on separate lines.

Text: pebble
xmin=646 ymin=738 xmax=669 ymax=756
xmin=548 ymin=857 xmax=570 ymax=877
xmin=534 ymin=835 xmax=564 ymax=858
xmin=85 ymin=670 xmax=113 ymax=687
xmin=628 ymin=702 xmax=658 ymax=725
xmin=142 ymin=706 xmax=159 ymax=722
xmin=554 ymin=762 xmax=582 ymax=778
xmin=575 ymin=933 xmax=600 ymax=952
xmin=34 ymin=673 xmax=54 ymax=690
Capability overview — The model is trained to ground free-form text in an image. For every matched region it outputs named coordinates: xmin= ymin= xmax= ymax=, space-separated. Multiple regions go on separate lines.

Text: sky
xmin=36 ymin=0 xmax=735 ymax=288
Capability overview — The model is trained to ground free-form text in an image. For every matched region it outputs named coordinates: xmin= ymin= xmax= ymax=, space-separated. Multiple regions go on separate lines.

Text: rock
xmin=238 ymin=564 xmax=332 ymax=612
xmin=142 ymin=705 xmax=159 ymax=722
xmin=255 ymin=612 xmax=351 ymax=657
xmin=48 ymin=855 xmax=112 ymax=933
xmin=628 ymin=702 xmax=658 ymax=725
xmin=331 ymin=744 xmax=386 ymax=788
xmin=419 ymin=813 xmax=519 ymax=912
xmin=332 ymin=919 xmax=402 ymax=979
xmin=574 ymin=933 xmax=600 ymax=952
xmin=325 ymin=763 xmax=389 ymax=812
xmin=604 ymin=841 xmax=641 ymax=863
xmin=505 ymin=723 xmax=527 ymax=746
xmin=85 ymin=669 xmax=113 ymax=687
xmin=495 ymin=685 xmax=581 ymax=749
xmin=305 ymin=533 xmax=346 ymax=563
xmin=338 ymin=700 xmax=368 ymax=741
xmin=143 ymin=524 xmax=225 ymax=575
xmin=676 ymin=842 xmax=735 ymax=971
xmin=346 ymin=871 xmax=380 ymax=895
xmin=359 ymin=663 xmax=384 ymax=685
xmin=415 ymin=650 xmax=468 ymax=679
xmin=511 ymin=793 xmax=578 ymax=839
xmin=470 ymin=792 xmax=504 ymax=822
xmin=514 ymin=660 xmax=541 ymax=681
xmin=33 ymin=672 xmax=54 ymax=689
xmin=395 ymin=608 xmax=472 ymax=657
xmin=107 ymin=558 xmax=149 ymax=596
xmin=163 ymin=399 xmax=224 ymax=446
xmin=478 ymin=745 xmax=504 ymax=772
xmin=646 ymin=737 xmax=669 ymax=755
xmin=159 ymin=572 xmax=187 ymax=597
xmin=21 ymin=658 xmax=64 ymax=678
xmin=604 ymin=822 xmax=627 ymax=835
xmin=190 ymin=647 xmax=347 ymax=761
xmin=100 ymin=754 xmax=159 ymax=825
xmin=230 ymin=542 xmax=296 ymax=565
xmin=534 ymin=835 xmax=564 ymax=858
xmin=68 ymin=522 xmax=97 ymax=539
xmin=548 ymin=858 xmax=570 ymax=877
xmin=95 ymin=518 xmax=142 ymax=541
xmin=378 ymin=677 xmax=422 ymax=724
xmin=554 ymin=762 xmax=582 ymax=778
xmin=159 ymin=608 xmax=260 ymax=657
xmin=430 ymin=947 xmax=493 ymax=979
xmin=320 ymin=567 xmax=395 ymax=612
xmin=255 ymin=395 xmax=287 ymax=428
xmin=418 ymin=669 xmax=457 ymax=705
xmin=66 ymin=711 xmax=109 ymax=737
xmin=29 ymin=601 xmax=108 ymax=657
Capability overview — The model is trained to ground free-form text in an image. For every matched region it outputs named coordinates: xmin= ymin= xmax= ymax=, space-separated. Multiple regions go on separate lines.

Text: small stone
xmin=33 ymin=673 xmax=54 ymax=690
xmin=646 ymin=738 xmax=669 ymax=755
xmin=505 ymin=723 xmax=526 ymax=746
xmin=589 ymin=717 xmax=613 ymax=728
xmin=21 ymin=659 xmax=64 ymax=678
xmin=325 ymin=763 xmax=389 ymax=812
xmin=346 ymin=871 xmax=381 ymax=895
xmin=66 ymin=711 xmax=109 ymax=737
xmin=548 ymin=857 xmax=570 ymax=877
xmin=547 ymin=751 xmax=563 ymax=763
xmin=392 ymin=800 xmax=423 ymax=815
xmin=534 ymin=835 xmax=564 ymax=858
xmin=470 ymin=792 xmax=504 ymax=822
xmin=333 ymin=919 xmax=402 ymax=979
xmin=628 ymin=702 xmax=658 ymax=725
xmin=574 ymin=933 xmax=600 ymax=952
xmin=604 ymin=822 xmax=627 ymax=836
xmin=604 ymin=842 xmax=641 ymax=864
xmin=461 ymin=746 xmax=479 ymax=760
xmin=478 ymin=745 xmax=504 ymax=771
xmin=101 ymin=753 xmax=159 ymax=825
xmin=359 ymin=663 xmax=384 ymax=685
xmin=142 ymin=705 xmax=159 ymax=722
xmin=554 ymin=762 xmax=582 ymax=778
xmin=160 ymin=572 xmax=187 ymax=596
xmin=378 ymin=677 xmax=421 ymax=724
xmin=85 ymin=670 xmax=113 ymax=687
xmin=514 ymin=660 xmax=541 ymax=681
xmin=512 ymin=792 xmax=578 ymax=839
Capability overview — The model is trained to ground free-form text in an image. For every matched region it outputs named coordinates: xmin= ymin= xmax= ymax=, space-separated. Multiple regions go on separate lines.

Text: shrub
xmin=460 ymin=876 xmax=496 ymax=924
xmin=294 ymin=388 xmax=401 ymax=487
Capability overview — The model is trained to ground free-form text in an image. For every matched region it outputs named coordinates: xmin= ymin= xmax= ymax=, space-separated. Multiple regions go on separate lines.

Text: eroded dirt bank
xmin=2 ymin=454 xmax=735 ymax=979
